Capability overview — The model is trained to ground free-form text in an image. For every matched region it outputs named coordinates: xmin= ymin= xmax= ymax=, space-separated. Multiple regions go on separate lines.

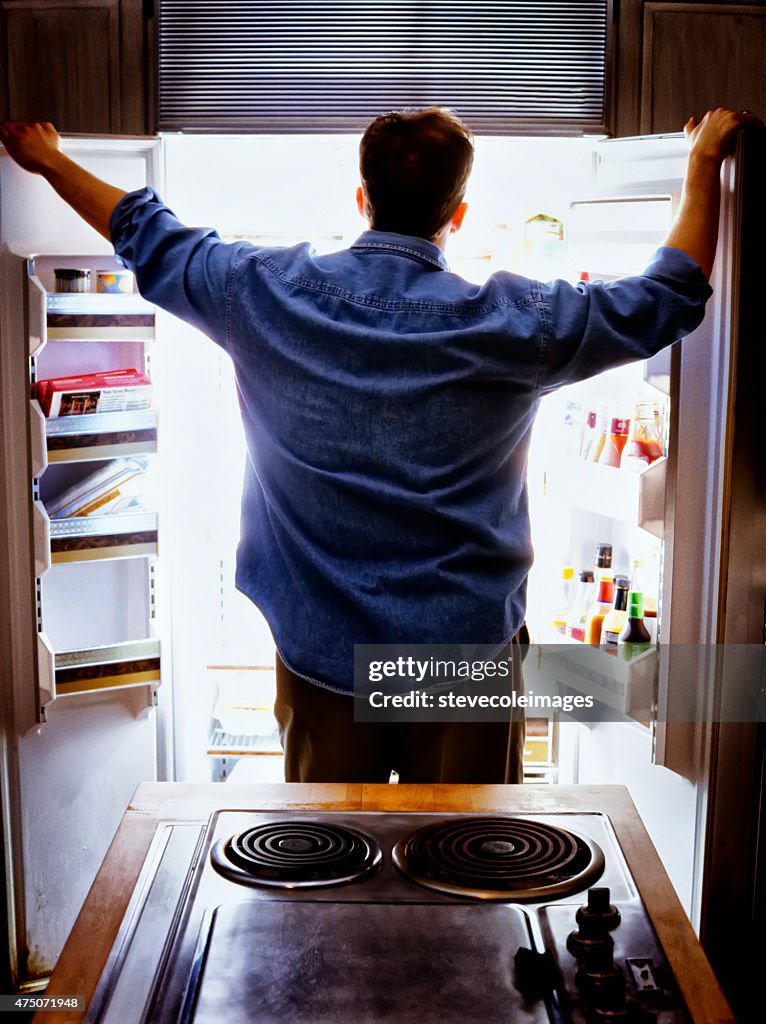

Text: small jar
xmin=54 ymin=269 xmax=91 ymax=293
xmin=97 ymin=271 xmax=133 ymax=294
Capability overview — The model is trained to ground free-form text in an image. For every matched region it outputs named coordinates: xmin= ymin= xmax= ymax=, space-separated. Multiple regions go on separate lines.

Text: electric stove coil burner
xmin=210 ymin=821 xmax=382 ymax=889
xmin=393 ymin=816 xmax=605 ymax=901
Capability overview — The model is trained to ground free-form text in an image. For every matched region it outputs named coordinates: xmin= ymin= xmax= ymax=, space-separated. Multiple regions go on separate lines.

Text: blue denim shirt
xmin=111 ymin=188 xmax=712 ymax=692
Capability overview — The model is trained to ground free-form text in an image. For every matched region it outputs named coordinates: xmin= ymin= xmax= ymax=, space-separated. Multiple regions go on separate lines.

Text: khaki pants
xmin=274 ymin=628 xmax=528 ymax=784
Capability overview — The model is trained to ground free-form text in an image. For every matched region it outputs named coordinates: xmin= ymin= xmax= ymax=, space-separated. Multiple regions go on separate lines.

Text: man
xmin=0 ymin=107 xmax=754 ymax=783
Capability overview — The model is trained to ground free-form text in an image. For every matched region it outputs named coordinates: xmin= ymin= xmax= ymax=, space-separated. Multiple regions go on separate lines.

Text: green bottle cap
xmin=627 ymin=590 xmax=644 ymax=618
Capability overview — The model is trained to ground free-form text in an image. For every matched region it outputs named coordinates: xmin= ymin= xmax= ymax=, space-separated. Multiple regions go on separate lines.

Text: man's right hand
xmin=0 ymin=121 xmax=65 ymax=175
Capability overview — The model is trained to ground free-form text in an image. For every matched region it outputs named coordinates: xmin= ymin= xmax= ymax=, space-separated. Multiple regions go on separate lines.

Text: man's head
xmin=357 ymin=107 xmax=474 ymax=244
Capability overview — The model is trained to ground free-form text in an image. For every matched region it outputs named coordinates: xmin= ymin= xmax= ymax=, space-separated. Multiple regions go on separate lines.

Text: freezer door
xmin=0 ymin=136 xmax=164 ymax=987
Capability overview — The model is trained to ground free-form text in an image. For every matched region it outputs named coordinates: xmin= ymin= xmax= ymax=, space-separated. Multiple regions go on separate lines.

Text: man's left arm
xmin=536 ymin=248 xmax=713 ymax=392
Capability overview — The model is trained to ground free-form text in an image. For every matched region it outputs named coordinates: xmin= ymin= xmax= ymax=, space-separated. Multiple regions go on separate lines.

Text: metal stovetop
xmin=84 ymin=811 xmax=691 ymax=1024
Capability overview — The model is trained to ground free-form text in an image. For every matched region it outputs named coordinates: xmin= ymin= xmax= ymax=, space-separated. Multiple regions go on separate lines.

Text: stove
xmin=84 ymin=812 xmax=690 ymax=1024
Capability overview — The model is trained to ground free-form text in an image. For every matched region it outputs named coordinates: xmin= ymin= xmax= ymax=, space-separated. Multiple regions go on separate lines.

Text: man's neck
xmin=364 ymin=221 xmax=450 ymax=252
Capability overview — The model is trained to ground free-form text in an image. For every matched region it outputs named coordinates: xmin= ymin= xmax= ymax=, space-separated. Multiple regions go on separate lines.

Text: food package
xmin=37 ymin=368 xmax=152 ymax=418
xmin=96 ymin=271 xmax=133 ymax=294
xmin=46 ymin=457 xmax=149 ymax=519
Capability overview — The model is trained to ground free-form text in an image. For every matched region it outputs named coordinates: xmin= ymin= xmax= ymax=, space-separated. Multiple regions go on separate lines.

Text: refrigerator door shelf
xmin=43 ymin=407 xmax=158 ymax=463
xmin=32 ymin=501 xmax=51 ymax=577
xmin=637 ymin=458 xmax=667 ymax=540
xmin=527 ymin=644 xmax=658 ymax=729
xmin=44 ymin=292 xmax=153 ymax=317
xmin=27 ymin=268 xmax=155 ymax=351
xmin=28 ymin=272 xmax=46 ymax=358
xmin=644 ymin=346 xmax=672 ymax=396
xmin=549 ymin=455 xmax=665 ymax=531
xmin=29 ymin=399 xmax=48 ymax=478
xmin=34 ymin=509 xmax=159 ymax=568
xmin=36 ymin=633 xmax=54 ymax=707
xmin=45 ymin=306 xmax=155 ymax=344
xmin=42 ymin=638 xmax=162 ymax=702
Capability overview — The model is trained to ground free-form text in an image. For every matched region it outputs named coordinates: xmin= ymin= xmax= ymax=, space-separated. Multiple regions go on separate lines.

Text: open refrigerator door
xmin=522 ymin=132 xmax=743 ymax=923
xmin=0 ymin=138 xmax=166 ymax=986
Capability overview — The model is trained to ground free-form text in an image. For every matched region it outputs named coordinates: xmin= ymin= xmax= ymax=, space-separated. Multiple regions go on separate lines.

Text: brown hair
xmin=359 ymin=107 xmax=474 ymax=241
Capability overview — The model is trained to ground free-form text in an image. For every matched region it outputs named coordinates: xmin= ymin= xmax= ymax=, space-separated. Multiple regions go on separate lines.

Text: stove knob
xmin=514 ymin=947 xmax=558 ymax=998
xmin=589 ymin=1003 xmax=631 ymax=1022
xmin=590 ymin=1002 xmax=658 ymax=1024
xmin=577 ymin=887 xmax=621 ymax=931
xmin=575 ymin=947 xmax=626 ymax=1002
xmin=567 ymin=921 xmax=615 ymax=960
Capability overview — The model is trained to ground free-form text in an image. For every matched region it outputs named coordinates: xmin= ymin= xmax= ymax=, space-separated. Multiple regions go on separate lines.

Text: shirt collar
xmin=350 ymin=230 xmax=450 ymax=271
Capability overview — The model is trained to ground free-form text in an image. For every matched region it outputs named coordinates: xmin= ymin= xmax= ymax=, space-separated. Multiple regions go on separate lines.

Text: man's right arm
xmin=0 ymin=120 xmax=251 ymax=346
xmin=0 ymin=121 xmax=126 ymax=240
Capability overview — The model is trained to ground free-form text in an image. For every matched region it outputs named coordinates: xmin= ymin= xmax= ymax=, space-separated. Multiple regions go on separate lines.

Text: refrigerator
xmin=0 ymin=127 xmax=763 ymax=1005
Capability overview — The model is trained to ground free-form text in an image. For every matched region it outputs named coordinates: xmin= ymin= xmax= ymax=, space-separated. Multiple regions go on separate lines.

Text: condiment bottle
xmin=594 ymin=542 xmax=613 ymax=579
xmin=597 ymin=414 xmax=631 ymax=468
xmin=580 ymin=410 xmax=599 ymax=461
xmin=618 ymin=590 xmax=652 ymax=659
xmin=552 ymin=565 xmax=575 ymax=636
xmin=590 ymin=404 xmax=609 ymax=463
xmin=620 ymin=402 xmax=664 ymax=471
xmin=601 ymin=576 xmax=631 ymax=653
xmin=566 ymin=570 xmax=595 ymax=642
xmin=586 ymin=571 xmax=615 ymax=647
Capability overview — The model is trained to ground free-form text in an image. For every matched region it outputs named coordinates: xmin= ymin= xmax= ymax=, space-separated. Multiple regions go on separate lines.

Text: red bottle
xmin=598 ymin=416 xmax=631 ymax=468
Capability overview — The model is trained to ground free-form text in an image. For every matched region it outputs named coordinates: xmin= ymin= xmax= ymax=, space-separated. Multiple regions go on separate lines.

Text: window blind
xmin=157 ymin=1 xmax=611 ymax=134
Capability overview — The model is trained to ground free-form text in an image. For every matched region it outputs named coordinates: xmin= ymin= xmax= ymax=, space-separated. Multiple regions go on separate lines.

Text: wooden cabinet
xmin=641 ymin=3 xmax=766 ymax=133
xmin=614 ymin=1 xmax=766 ymax=137
xmin=0 ymin=0 xmax=150 ymax=133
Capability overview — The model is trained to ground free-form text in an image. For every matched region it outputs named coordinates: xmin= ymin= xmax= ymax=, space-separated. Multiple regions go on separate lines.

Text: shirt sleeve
xmin=109 ymin=187 xmax=253 ymax=348
xmin=536 ymin=246 xmax=713 ymax=392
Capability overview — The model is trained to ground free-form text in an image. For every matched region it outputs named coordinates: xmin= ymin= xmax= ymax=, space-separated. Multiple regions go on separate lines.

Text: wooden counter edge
xmin=35 ymin=782 xmax=735 ymax=1024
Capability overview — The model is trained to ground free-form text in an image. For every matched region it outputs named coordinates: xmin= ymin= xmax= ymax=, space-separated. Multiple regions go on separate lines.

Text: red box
xmin=37 ymin=369 xmax=152 ymax=417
